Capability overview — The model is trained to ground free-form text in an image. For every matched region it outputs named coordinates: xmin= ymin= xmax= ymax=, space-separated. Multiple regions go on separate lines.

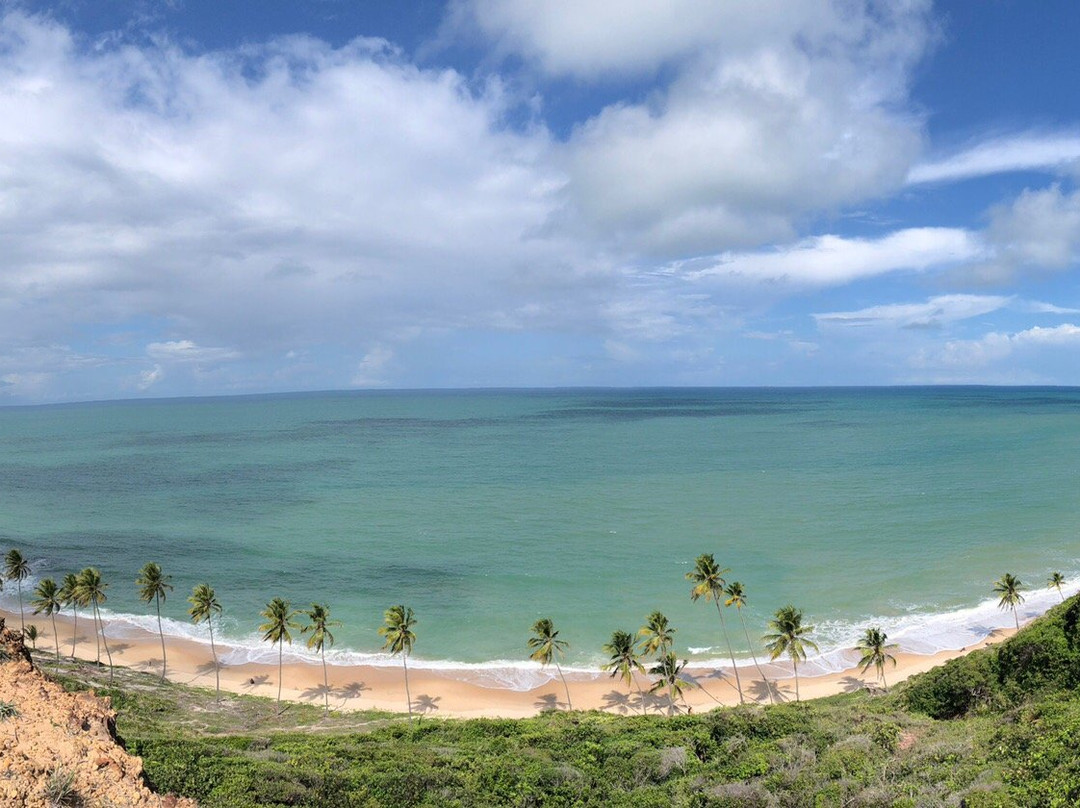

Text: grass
xmin=28 ymin=597 xmax=1080 ymax=806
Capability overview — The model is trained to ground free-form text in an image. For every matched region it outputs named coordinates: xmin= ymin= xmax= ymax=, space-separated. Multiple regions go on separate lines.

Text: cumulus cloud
xmin=967 ymin=185 xmax=1080 ymax=283
xmin=907 ymin=132 xmax=1080 ymax=185
xmin=917 ymin=324 xmax=1080 ymax=369
xmin=0 ymin=11 xmax=574 ymax=367
xmin=553 ymin=1 xmax=933 ymax=254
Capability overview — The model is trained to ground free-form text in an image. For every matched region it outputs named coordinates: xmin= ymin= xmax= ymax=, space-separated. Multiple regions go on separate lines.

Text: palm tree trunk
xmin=51 ymin=613 xmax=60 ymax=670
xmin=156 ymin=594 xmax=167 ymax=682
xmin=70 ymin=605 xmax=79 ymax=660
xmin=16 ymin=580 xmax=24 ymax=633
xmin=738 ymin=610 xmax=773 ymax=704
xmin=793 ymin=658 xmax=800 ymax=702
xmin=96 ymin=602 xmax=114 ymax=683
xmin=92 ymin=603 xmax=101 ymax=665
xmin=881 ymin=668 xmax=888 ymax=692
xmin=322 ymin=648 xmax=330 ymax=715
xmin=403 ymin=654 xmax=413 ymax=722
xmin=208 ymin=622 xmax=220 ymax=701
xmin=714 ymin=600 xmax=744 ymax=703
xmin=555 ymin=660 xmax=573 ymax=710
xmin=277 ymin=641 xmax=283 ymax=707
xmin=1013 ymin=606 xmax=1019 ymax=631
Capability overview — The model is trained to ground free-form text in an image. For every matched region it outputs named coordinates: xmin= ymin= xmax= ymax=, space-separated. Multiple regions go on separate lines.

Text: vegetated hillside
xmin=49 ymin=597 xmax=1080 ymax=808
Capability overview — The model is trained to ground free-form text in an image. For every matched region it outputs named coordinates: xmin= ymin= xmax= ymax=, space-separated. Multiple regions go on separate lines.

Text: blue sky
xmin=2 ymin=0 xmax=1079 ymax=402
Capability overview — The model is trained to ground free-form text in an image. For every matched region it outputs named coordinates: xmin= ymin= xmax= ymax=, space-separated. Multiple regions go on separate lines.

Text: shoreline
xmin=3 ymin=606 xmax=1017 ymax=718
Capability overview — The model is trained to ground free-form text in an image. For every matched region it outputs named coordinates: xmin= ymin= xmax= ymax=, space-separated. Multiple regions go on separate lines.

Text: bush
xmin=903 ymin=650 xmax=999 ymax=719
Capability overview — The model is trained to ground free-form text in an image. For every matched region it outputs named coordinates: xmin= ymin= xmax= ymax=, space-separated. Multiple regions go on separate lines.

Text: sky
xmin=1 ymin=0 xmax=1079 ymax=403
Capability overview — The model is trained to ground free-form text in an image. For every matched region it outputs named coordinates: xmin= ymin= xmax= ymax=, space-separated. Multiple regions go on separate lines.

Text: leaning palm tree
xmin=76 ymin=568 xmax=113 ymax=683
xmin=188 ymin=584 xmax=223 ymax=700
xmin=763 ymin=605 xmax=818 ymax=702
xmin=1048 ymin=572 xmax=1066 ymax=601
xmin=527 ymin=618 xmax=573 ymax=710
xmin=136 ymin=562 xmax=174 ymax=682
xmin=378 ymin=605 xmax=417 ymax=721
xmin=687 ymin=553 xmax=743 ymax=703
xmin=649 ymin=652 xmax=696 ymax=714
xmin=58 ymin=573 xmax=81 ymax=660
xmin=725 ymin=581 xmax=774 ymax=704
xmin=260 ymin=597 xmax=300 ymax=708
xmin=993 ymin=573 xmax=1025 ymax=631
xmin=602 ymin=630 xmax=647 ymax=715
xmin=856 ymin=627 xmax=898 ymax=691
xmin=637 ymin=611 xmax=675 ymax=659
xmin=4 ymin=549 xmax=30 ymax=633
xmin=302 ymin=603 xmax=342 ymax=715
xmin=31 ymin=577 xmax=63 ymax=669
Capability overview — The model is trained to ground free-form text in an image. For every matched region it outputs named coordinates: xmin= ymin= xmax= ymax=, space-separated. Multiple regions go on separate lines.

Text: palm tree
xmin=136 ymin=562 xmax=174 ymax=682
xmin=527 ymin=618 xmax=573 ymax=710
xmin=1048 ymin=572 xmax=1066 ymax=601
xmin=763 ymin=605 xmax=818 ymax=702
xmin=23 ymin=624 xmax=38 ymax=649
xmin=58 ymin=573 xmax=81 ymax=660
xmin=649 ymin=652 xmax=696 ymax=714
xmin=637 ymin=611 xmax=675 ymax=659
xmin=602 ymin=630 xmax=647 ymax=715
xmin=379 ymin=605 xmax=417 ymax=721
xmin=687 ymin=553 xmax=744 ymax=703
xmin=260 ymin=597 xmax=300 ymax=708
xmin=76 ymin=568 xmax=113 ymax=683
xmin=724 ymin=581 xmax=774 ymax=704
xmin=302 ymin=603 xmax=341 ymax=715
xmin=188 ymin=584 xmax=223 ymax=700
xmin=993 ymin=573 xmax=1025 ymax=630
xmin=855 ymin=627 xmax=897 ymax=691
xmin=4 ymin=549 xmax=30 ymax=633
xmin=31 ymin=577 xmax=63 ymax=669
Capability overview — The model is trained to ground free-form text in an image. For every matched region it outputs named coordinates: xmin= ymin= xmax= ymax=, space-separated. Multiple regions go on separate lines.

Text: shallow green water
xmin=1 ymin=388 xmax=1077 ymax=680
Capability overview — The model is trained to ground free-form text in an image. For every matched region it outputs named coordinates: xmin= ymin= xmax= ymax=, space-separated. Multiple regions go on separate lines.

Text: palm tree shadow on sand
xmin=337 ymin=681 xmax=369 ymax=703
xmin=301 ymin=683 xmax=333 ymax=703
xmin=749 ymin=678 xmax=788 ymax=703
xmin=600 ymin=687 xmax=630 ymax=712
xmin=411 ymin=694 xmax=441 ymax=715
xmin=533 ymin=693 xmax=563 ymax=712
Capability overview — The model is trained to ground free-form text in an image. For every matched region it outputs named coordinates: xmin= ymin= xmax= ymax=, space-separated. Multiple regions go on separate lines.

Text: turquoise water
xmin=1 ymin=388 xmax=1078 ymax=679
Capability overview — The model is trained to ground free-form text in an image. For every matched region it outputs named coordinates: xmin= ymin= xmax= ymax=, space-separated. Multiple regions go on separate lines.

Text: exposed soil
xmin=0 ymin=617 xmax=196 ymax=807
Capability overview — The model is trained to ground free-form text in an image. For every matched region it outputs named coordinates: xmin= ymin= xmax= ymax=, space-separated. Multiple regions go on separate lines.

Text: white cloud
xmin=146 ymin=340 xmax=240 ymax=363
xmin=682 ymin=228 xmax=981 ymax=287
xmin=814 ymin=294 xmax=1009 ymax=329
xmin=907 ymin=132 xmax=1080 ymax=185
xmin=351 ymin=344 xmax=394 ymax=387
xmin=915 ymin=324 xmax=1080 ymax=369
xmin=555 ymin=1 xmax=933 ymax=253
xmin=137 ymin=364 xmax=164 ymax=390
xmin=971 ymin=185 xmax=1080 ymax=283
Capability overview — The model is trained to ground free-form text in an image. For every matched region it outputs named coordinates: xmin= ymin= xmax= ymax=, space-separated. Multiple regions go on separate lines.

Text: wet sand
xmin=4 ymin=607 xmax=1017 ymax=718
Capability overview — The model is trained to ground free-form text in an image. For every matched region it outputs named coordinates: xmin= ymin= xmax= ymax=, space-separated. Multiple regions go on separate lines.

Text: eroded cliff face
xmin=0 ymin=618 xmax=196 ymax=807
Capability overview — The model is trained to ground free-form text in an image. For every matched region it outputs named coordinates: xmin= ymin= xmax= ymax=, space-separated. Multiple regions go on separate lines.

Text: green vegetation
xmin=25 ymin=593 xmax=1080 ymax=807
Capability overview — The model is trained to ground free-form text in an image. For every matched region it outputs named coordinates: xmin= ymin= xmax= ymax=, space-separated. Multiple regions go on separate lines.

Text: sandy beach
xmin=3 ymin=606 xmax=1017 ymax=718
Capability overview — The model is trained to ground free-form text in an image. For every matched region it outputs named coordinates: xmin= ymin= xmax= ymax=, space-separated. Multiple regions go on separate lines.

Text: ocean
xmin=1 ymin=388 xmax=1077 ymax=687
